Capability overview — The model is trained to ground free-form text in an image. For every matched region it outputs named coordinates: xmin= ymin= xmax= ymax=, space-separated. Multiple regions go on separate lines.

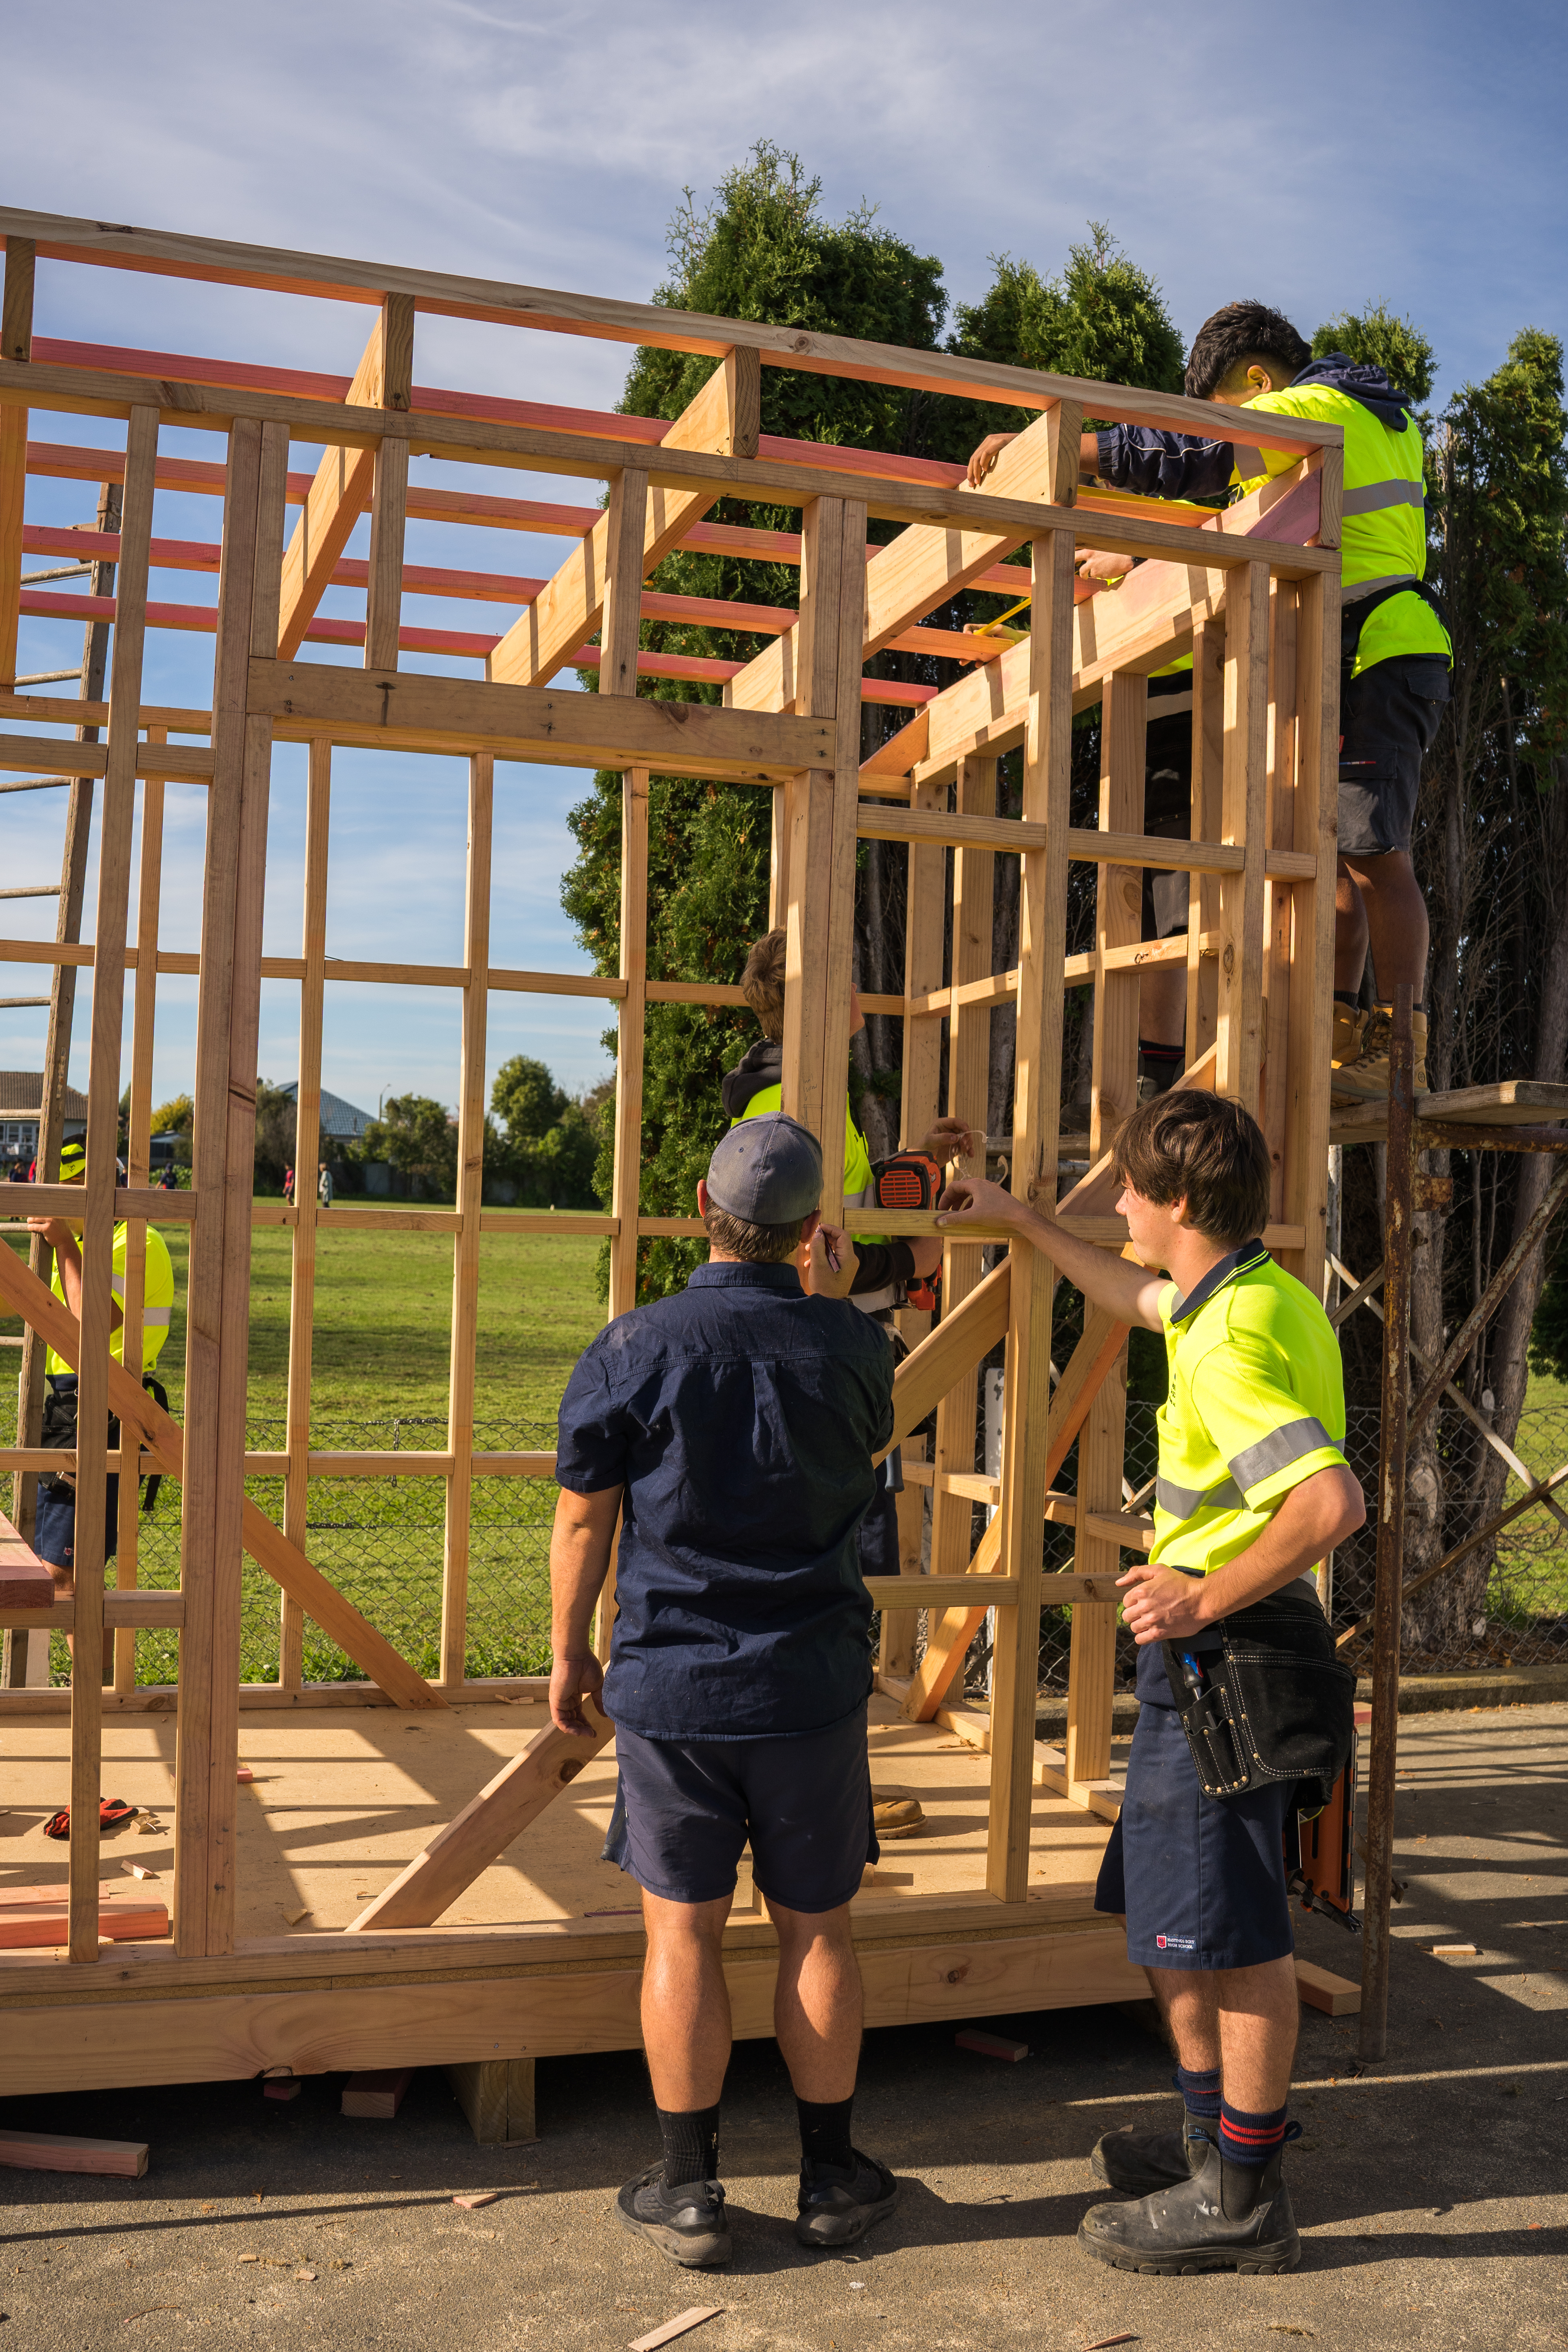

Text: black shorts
xmin=1339 ymin=654 xmax=1450 ymax=860
xmin=1093 ymin=1700 xmax=1295 ymax=1972
xmin=607 ymin=1704 xmax=878 ymax=1912
xmin=1138 ymin=707 xmax=1193 ymax=942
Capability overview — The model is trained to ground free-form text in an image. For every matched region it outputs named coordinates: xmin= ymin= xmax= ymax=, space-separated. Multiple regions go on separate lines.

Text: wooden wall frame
xmin=0 ymin=209 xmax=1354 ymax=2102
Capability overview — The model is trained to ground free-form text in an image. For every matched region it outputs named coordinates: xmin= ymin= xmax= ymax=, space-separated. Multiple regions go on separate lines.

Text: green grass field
xmin=1 ymin=1209 xmax=607 ymax=1685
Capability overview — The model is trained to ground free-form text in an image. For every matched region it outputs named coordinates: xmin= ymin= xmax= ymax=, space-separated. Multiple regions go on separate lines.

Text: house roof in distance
xmin=0 ymin=1071 xmax=89 ymax=1121
xmin=278 ymin=1082 xmax=375 ymax=1141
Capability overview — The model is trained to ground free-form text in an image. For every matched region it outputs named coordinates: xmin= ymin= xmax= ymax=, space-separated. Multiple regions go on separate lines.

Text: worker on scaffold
xmin=939 ymin=1091 xmax=1364 ymax=2273
xmin=969 ymin=299 xmax=1452 ymax=1105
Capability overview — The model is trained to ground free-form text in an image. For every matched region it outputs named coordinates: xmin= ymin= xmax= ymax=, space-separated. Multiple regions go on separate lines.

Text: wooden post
xmin=67 ymin=403 xmax=159 ymax=1963
xmin=1216 ymin=561 xmax=1271 ymax=1109
xmin=598 ymin=467 xmax=649 ymax=702
xmin=1283 ymin=567 xmax=1340 ymax=1298
xmin=1262 ymin=581 xmax=1299 ymax=1231
xmin=929 ymin=757 xmax=996 ymax=1587
xmin=280 ymin=742 xmax=331 ymax=1689
xmin=113 ymin=746 xmax=167 ymax=1693
xmin=1185 ymin=616 xmax=1225 ymax=1071
xmin=608 ymin=771 xmax=650 ymax=1325
xmin=780 ymin=495 xmax=866 ymax=1212
xmin=0 ymin=236 xmax=31 ymax=688
xmin=986 ymin=527 xmax=1076 ymax=1903
xmin=173 ymin=417 xmax=287 ymax=1959
xmin=440 ymin=756 xmax=494 ymax=1692
xmin=363 ymin=436 xmax=409 ymax=672
xmin=1089 ymin=674 xmax=1146 ymax=1158
xmin=1066 ymin=1344 xmax=1124 ymax=1789
xmin=880 ymin=773 xmax=947 ymax=1676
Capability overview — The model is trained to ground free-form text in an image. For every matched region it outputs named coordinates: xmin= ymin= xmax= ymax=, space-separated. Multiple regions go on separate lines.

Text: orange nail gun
xmin=872 ymin=1151 xmax=945 ymax=1310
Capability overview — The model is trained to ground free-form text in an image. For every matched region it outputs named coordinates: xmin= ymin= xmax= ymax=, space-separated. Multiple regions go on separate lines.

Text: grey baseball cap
xmin=705 ymin=1114 xmax=823 ymax=1224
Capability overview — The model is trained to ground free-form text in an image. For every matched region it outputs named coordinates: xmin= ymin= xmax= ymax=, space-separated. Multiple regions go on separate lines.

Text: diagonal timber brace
xmin=0 ymin=1242 xmax=444 ymax=1710
xmin=347 ymin=1701 xmax=614 ymax=1930
xmin=727 ymin=403 xmax=1081 ymax=715
xmin=488 ymin=349 xmax=761 ymax=688
xmin=276 ymin=297 xmax=414 ymax=659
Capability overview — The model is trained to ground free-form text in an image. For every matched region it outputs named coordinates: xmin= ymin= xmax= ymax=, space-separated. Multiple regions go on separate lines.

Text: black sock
xmin=656 ymin=2101 xmax=721 ymax=2188
xmin=1333 ymin=989 xmax=1360 ymax=1009
xmin=796 ymin=2093 xmax=855 ymax=2174
xmin=1138 ymin=1038 xmax=1184 ymax=1094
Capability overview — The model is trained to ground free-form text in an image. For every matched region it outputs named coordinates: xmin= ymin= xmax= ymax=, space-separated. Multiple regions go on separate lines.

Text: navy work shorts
xmin=33 ymin=1473 xmax=119 ymax=1574
xmin=606 ymin=1703 xmax=878 ymax=1913
xmin=1094 ymin=1699 xmax=1295 ymax=1972
xmin=1339 ymin=653 xmax=1450 ymax=859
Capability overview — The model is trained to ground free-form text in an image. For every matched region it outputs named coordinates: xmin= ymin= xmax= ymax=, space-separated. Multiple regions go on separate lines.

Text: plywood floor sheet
xmin=0 ymin=1694 xmax=1114 ymax=1947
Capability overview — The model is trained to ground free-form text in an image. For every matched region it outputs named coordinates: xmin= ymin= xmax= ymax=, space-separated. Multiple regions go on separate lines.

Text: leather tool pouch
xmin=1162 ymin=1585 xmax=1355 ymax=1809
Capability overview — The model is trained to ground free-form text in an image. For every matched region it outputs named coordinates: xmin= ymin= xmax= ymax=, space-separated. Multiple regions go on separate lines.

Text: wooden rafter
xmin=275 ymin=296 xmax=413 ymax=659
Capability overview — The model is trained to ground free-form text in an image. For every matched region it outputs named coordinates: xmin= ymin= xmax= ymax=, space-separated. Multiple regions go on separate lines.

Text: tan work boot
xmin=1330 ymin=1004 xmax=1428 ymax=1105
xmin=872 ymin=1790 xmax=926 ymax=1839
xmin=1331 ymin=1001 xmax=1368 ymax=1071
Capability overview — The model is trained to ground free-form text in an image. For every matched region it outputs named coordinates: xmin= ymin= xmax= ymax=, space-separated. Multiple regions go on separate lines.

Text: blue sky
xmin=4 ymin=0 xmax=1565 ymax=1120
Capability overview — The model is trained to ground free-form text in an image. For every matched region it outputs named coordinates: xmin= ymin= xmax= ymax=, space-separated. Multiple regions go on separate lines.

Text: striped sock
xmin=1173 ymin=2065 xmax=1221 ymax=2119
xmin=1218 ymin=2098 xmax=1289 ymax=2167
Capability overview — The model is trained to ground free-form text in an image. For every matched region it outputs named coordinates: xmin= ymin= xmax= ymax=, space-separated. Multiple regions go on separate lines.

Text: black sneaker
xmin=1091 ymin=2111 xmax=1212 ymax=2195
xmin=615 ymin=2166 xmax=731 ymax=2268
xmin=795 ymin=2149 xmax=899 ymax=2249
xmin=1078 ymin=2138 xmax=1300 ymax=2276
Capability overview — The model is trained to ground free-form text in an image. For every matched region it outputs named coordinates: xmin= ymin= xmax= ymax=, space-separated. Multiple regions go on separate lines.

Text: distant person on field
xmin=317 ymin=1160 xmax=333 ymax=1209
xmin=550 ymin=1114 xmax=901 ymax=2270
xmin=25 ymin=1138 xmax=175 ymax=1601
xmin=968 ymin=299 xmax=1451 ymax=1104
xmin=283 ymin=1162 xmax=295 ymax=1207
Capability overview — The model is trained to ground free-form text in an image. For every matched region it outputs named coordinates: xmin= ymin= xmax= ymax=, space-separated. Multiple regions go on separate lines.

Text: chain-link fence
xmin=1015 ymin=1399 xmax=1568 ymax=1696
xmin=19 ymin=1412 xmax=558 ymax=1688
xmin=10 ymin=1384 xmax=1566 ymax=1695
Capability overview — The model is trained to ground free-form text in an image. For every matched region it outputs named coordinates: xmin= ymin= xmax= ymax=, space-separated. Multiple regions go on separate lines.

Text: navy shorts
xmin=33 ymin=1474 xmax=119 ymax=1574
xmin=1339 ymin=653 xmax=1450 ymax=859
xmin=1094 ymin=1699 xmax=1295 ymax=1972
xmin=606 ymin=1704 xmax=878 ymax=1913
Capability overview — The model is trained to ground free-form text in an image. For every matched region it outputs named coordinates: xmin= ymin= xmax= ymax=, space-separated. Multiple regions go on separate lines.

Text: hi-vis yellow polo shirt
xmin=1152 ymin=1240 xmax=1349 ymax=1578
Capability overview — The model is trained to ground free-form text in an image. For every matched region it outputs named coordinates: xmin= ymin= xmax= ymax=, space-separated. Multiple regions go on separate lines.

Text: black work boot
xmin=1091 ymin=2107 xmax=1213 ymax=2195
xmin=1078 ymin=2136 xmax=1300 ymax=2275
xmin=795 ymin=2148 xmax=899 ymax=2248
xmin=616 ymin=2165 xmax=731 ymax=2267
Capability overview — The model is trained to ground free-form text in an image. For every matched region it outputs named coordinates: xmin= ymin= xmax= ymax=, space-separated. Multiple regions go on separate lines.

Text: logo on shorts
xmin=1155 ymin=1934 xmax=1196 ymax=1951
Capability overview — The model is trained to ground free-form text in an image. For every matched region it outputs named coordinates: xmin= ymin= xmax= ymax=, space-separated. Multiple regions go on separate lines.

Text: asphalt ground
xmin=2 ymin=1702 xmax=1565 ymax=2350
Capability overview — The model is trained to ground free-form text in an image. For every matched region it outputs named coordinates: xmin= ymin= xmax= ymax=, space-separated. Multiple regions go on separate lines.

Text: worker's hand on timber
xmin=550 ymin=1649 xmax=605 ymax=1738
xmin=966 ymin=432 xmax=1016 ymax=488
xmin=936 ymin=1173 xmax=1027 ymax=1233
xmin=1116 ymin=1560 xmax=1211 ymax=1645
xmin=917 ymin=1115 xmax=977 ymax=1168
xmin=1075 ymin=548 xmax=1129 ymax=589
xmin=26 ymin=1216 xmax=78 ymax=1248
xmin=805 ymin=1221 xmax=858 ymax=1300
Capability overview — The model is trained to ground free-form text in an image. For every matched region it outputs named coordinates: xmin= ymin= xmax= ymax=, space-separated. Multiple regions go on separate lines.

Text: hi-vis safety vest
xmin=1230 ymin=386 xmax=1452 ymax=679
xmin=47 ymin=1221 xmax=176 ymax=1377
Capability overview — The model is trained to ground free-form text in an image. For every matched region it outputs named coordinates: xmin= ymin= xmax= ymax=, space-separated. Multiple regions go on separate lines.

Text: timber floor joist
xmin=0 ymin=208 xmax=1348 ymax=2089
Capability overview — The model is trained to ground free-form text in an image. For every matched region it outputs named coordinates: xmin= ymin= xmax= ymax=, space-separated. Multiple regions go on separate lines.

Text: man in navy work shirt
xmin=550 ymin=1112 xmax=900 ymax=2270
xmin=940 ymin=1091 xmax=1364 ymax=2276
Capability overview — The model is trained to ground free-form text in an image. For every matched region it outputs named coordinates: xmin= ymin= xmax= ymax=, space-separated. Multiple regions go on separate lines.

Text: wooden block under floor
xmin=448 ymin=2056 xmax=537 ymax=2145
